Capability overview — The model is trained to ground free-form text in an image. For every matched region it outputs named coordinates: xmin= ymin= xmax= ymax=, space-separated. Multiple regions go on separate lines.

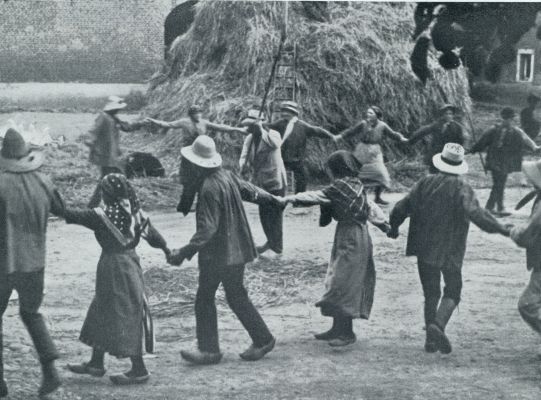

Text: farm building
xmin=0 ymin=0 xmax=197 ymax=83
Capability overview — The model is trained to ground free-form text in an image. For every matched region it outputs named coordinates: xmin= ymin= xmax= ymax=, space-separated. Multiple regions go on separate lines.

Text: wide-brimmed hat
xmin=104 ymin=96 xmax=127 ymax=112
xmin=180 ymin=135 xmax=222 ymax=168
xmin=522 ymin=160 xmax=541 ymax=189
xmin=439 ymin=103 xmax=459 ymax=114
xmin=432 ymin=142 xmax=468 ymax=175
xmin=0 ymin=128 xmax=44 ymax=172
xmin=280 ymin=101 xmax=299 ymax=115
xmin=500 ymin=107 xmax=516 ymax=120
xmin=240 ymin=109 xmax=265 ymax=126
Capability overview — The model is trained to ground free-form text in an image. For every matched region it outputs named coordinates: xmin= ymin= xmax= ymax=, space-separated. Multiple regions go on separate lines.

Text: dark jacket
xmin=181 ymin=169 xmax=277 ymax=267
xmin=266 ymin=118 xmax=334 ymax=163
xmin=520 ymin=107 xmax=540 ymax=140
xmin=409 ymin=119 xmax=465 ymax=166
xmin=470 ymin=124 xmax=535 ymax=173
xmin=390 ymin=173 xmax=507 ymax=270
xmin=511 ymin=196 xmax=541 ymax=271
xmin=0 ymin=171 xmax=63 ymax=275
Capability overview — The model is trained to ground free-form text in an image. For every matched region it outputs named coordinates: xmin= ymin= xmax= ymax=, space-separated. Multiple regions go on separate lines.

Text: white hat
xmin=104 ymin=96 xmax=127 ymax=112
xmin=280 ymin=101 xmax=299 ymax=115
xmin=180 ymin=135 xmax=222 ymax=168
xmin=432 ymin=143 xmax=468 ymax=175
xmin=240 ymin=109 xmax=264 ymax=126
xmin=522 ymin=160 xmax=541 ymax=189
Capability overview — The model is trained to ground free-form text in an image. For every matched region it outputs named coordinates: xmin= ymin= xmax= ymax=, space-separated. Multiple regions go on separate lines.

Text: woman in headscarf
xmin=335 ymin=106 xmax=408 ymax=205
xmin=61 ymin=173 xmax=169 ymax=385
xmin=284 ymin=151 xmax=390 ymax=347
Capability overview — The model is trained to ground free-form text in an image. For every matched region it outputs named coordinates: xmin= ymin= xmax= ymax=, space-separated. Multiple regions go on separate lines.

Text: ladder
xmin=271 ymin=43 xmax=297 ymax=118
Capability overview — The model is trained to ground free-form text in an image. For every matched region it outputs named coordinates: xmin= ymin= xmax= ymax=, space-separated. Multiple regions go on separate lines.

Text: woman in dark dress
xmin=63 ymin=174 xmax=168 ymax=385
xmin=284 ymin=151 xmax=390 ymax=347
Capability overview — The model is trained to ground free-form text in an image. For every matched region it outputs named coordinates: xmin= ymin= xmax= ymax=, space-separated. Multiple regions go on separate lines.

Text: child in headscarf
xmin=60 ymin=173 xmax=169 ymax=385
xmin=284 ymin=151 xmax=390 ymax=347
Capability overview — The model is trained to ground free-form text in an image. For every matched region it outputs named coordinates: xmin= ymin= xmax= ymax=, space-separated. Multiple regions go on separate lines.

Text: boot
xmin=39 ymin=360 xmax=61 ymax=397
xmin=428 ymin=298 xmax=456 ymax=354
xmin=423 ymin=297 xmax=439 ymax=353
xmin=180 ymin=349 xmax=222 ymax=365
xmin=328 ymin=317 xmax=356 ymax=347
xmin=314 ymin=318 xmax=340 ymax=341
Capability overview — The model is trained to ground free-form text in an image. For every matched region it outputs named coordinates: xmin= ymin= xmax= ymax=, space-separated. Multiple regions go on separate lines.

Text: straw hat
xmin=432 ymin=143 xmax=468 ymax=175
xmin=104 ymin=96 xmax=127 ymax=112
xmin=240 ymin=109 xmax=264 ymax=126
xmin=522 ymin=160 xmax=541 ymax=189
xmin=280 ymin=101 xmax=299 ymax=115
xmin=180 ymin=135 xmax=222 ymax=168
xmin=0 ymin=128 xmax=44 ymax=172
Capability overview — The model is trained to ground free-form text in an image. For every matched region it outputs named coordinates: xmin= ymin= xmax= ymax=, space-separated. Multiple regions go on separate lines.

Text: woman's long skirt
xmin=80 ymin=250 xmax=144 ymax=357
xmin=316 ymin=220 xmax=376 ymax=319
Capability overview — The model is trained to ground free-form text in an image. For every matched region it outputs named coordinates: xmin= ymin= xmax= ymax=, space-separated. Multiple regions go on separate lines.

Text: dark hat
xmin=0 ymin=128 xmax=44 ymax=172
xmin=188 ymin=105 xmax=203 ymax=116
xmin=527 ymin=93 xmax=541 ymax=104
xmin=500 ymin=107 xmax=515 ymax=119
xmin=439 ymin=104 xmax=458 ymax=114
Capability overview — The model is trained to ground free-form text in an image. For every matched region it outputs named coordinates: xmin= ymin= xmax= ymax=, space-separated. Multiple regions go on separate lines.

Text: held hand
xmin=509 ymin=226 xmax=521 ymax=242
xmin=502 ymin=223 xmax=514 ymax=238
xmin=387 ymin=227 xmax=399 ymax=239
xmin=273 ymin=195 xmax=288 ymax=209
xmin=167 ymin=248 xmax=186 ymax=266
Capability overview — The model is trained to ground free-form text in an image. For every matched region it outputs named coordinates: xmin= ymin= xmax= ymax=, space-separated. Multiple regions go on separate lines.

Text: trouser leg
xmin=222 ymin=265 xmax=273 ymax=347
xmin=518 ymin=269 xmax=541 ymax=335
xmin=14 ymin=271 xmax=58 ymax=364
xmin=495 ymin=172 xmax=508 ymax=211
xmin=417 ymin=262 xmax=442 ymax=327
xmin=436 ymin=267 xmax=462 ymax=330
xmin=195 ymin=264 xmax=221 ymax=353
xmin=0 ymin=275 xmax=13 ymax=383
xmin=259 ymin=188 xmax=285 ymax=253
xmin=287 ymin=161 xmax=307 ymax=193
xmin=486 ymin=171 xmax=499 ymax=210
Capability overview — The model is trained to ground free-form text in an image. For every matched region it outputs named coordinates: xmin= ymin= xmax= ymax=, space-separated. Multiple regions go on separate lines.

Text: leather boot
xmin=314 ymin=318 xmax=340 ymax=340
xmin=428 ymin=298 xmax=456 ymax=354
xmin=39 ymin=360 xmax=61 ymax=397
xmin=423 ymin=297 xmax=439 ymax=353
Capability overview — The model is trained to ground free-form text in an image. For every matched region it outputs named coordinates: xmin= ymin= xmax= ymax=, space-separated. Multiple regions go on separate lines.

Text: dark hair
xmin=500 ymin=107 xmax=515 ymax=120
xmin=528 ymin=94 xmax=541 ymax=104
xmin=188 ymin=105 xmax=203 ymax=116
xmin=327 ymin=150 xmax=362 ymax=179
xmin=368 ymin=106 xmax=383 ymax=119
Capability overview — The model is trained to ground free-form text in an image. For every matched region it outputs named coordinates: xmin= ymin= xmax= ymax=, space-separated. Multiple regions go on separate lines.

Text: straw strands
xmin=146 ymin=1 xmax=471 ymax=175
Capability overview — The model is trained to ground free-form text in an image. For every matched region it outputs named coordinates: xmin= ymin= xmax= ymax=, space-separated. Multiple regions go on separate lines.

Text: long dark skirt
xmin=80 ymin=249 xmax=144 ymax=357
xmin=316 ymin=220 xmax=376 ymax=319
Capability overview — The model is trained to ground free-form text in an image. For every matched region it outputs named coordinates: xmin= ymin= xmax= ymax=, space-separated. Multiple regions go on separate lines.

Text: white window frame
xmin=517 ymin=49 xmax=535 ymax=82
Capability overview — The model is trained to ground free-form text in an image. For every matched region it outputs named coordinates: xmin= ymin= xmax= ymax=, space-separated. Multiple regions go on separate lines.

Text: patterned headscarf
xmin=100 ymin=173 xmax=140 ymax=236
xmin=326 ymin=150 xmax=363 ymax=179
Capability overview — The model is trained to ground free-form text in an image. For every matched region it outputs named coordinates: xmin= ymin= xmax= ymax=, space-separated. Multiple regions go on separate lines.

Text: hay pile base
xmin=143 ymin=257 xmax=327 ymax=318
xmin=146 ymin=1 xmax=471 ymax=176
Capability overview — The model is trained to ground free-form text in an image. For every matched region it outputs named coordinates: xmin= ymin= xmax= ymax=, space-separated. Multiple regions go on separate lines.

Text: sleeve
xmin=304 ymin=122 xmax=335 ymax=140
xmin=382 ymin=122 xmax=405 ymax=142
xmin=49 ymin=188 xmax=65 ymax=217
xmin=235 ymin=176 xmax=278 ymax=206
xmin=206 ymin=120 xmax=245 ymax=134
xmin=260 ymin=127 xmax=282 ymax=149
xmin=265 ymin=120 xmax=283 ymax=133
xmin=461 ymin=184 xmax=508 ymax=234
xmin=389 ymin=184 xmax=418 ymax=229
xmin=339 ymin=121 xmax=365 ymax=140
xmin=517 ymin=127 xmax=537 ymax=150
xmin=520 ymin=108 xmax=529 ymax=127
xmin=84 ymin=114 xmax=105 ymax=147
xmin=289 ymin=190 xmax=331 ymax=206
xmin=367 ymin=199 xmax=390 ymax=231
xmin=63 ymin=208 xmax=103 ymax=231
xmin=117 ymin=118 xmax=145 ymax=132
xmin=239 ymin=136 xmax=251 ymax=170
xmin=470 ymin=128 xmax=494 ymax=154
xmin=142 ymin=219 xmax=169 ymax=252
xmin=408 ymin=123 xmax=434 ymax=144
xmin=511 ymin=203 xmax=541 ymax=248
xmin=181 ymin=189 xmax=221 ymax=259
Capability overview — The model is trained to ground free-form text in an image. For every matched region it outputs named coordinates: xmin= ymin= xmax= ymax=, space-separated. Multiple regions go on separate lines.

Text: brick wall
xmin=0 ymin=0 xmax=174 ymax=83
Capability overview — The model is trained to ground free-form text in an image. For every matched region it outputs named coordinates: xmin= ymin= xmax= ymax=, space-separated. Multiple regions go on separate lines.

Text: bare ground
xmin=1 ymin=189 xmax=541 ymax=400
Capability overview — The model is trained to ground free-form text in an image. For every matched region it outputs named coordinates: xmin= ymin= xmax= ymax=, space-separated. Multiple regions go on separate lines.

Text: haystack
xmin=146 ymin=1 xmax=471 ymax=176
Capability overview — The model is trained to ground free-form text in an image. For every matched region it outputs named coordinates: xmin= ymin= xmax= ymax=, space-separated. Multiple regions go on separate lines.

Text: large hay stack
xmin=146 ymin=1 xmax=471 ymax=176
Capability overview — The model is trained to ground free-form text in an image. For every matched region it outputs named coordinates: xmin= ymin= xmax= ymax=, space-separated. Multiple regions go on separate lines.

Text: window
xmin=517 ymin=49 xmax=535 ymax=82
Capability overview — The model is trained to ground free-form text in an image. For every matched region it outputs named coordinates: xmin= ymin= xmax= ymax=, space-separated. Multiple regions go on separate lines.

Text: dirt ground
xmin=1 ymin=188 xmax=540 ymax=400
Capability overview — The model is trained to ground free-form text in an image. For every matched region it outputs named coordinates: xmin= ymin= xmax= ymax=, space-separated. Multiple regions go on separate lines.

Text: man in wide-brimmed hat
xmin=265 ymin=101 xmax=338 ymax=193
xmin=239 ymin=109 xmax=287 ymax=255
xmin=0 ymin=128 xmax=63 ymax=397
xmin=85 ymin=96 xmax=146 ymax=208
xmin=520 ymin=93 xmax=541 ymax=140
xmin=470 ymin=107 xmax=540 ymax=216
xmin=389 ymin=143 xmax=511 ymax=355
xmin=145 ymin=104 xmax=247 ymax=148
xmin=511 ymin=159 xmax=541 ymax=345
xmin=167 ymin=135 xmax=282 ymax=365
xmin=406 ymin=103 xmax=467 ymax=173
